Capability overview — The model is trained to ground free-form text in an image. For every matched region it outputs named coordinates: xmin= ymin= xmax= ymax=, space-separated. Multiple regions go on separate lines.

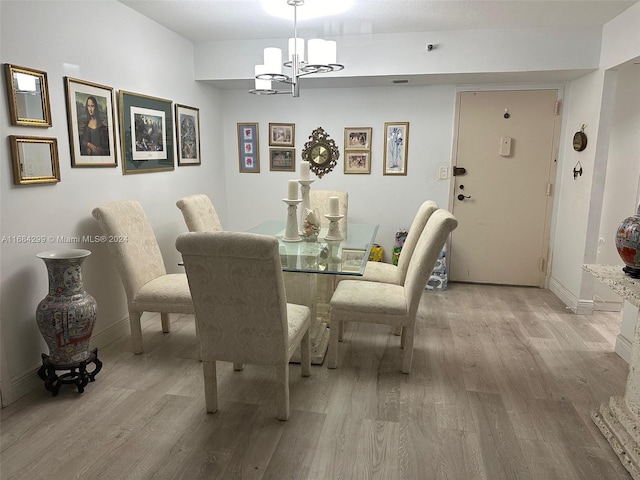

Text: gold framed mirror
xmin=301 ymin=127 xmax=339 ymax=178
xmin=4 ymin=64 xmax=52 ymax=127
xmin=9 ymin=136 xmax=60 ymax=185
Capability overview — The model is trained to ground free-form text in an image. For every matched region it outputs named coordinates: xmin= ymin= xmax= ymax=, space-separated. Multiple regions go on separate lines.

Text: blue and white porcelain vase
xmin=36 ymin=249 xmax=97 ymax=364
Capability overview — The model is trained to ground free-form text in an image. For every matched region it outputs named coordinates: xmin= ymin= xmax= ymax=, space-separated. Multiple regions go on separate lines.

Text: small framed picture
xmin=4 ymin=63 xmax=52 ymax=127
xmin=118 ymin=90 xmax=174 ymax=174
xmin=64 ymin=77 xmax=117 ymax=167
xmin=9 ymin=135 xmax=60 ymax=185
xmin=341 ymin=248 xmax=367 ymax=273
xmin=175 ymin=104 xmax=201 ymax=166
xmin=344 ymin=127 xmax=372 ymax=150
xmin=269 ymin=123 xmax=295 ymax=147
xmin=344 ymin=150 xmax=371 ymax=174
xmin=383 ymin=122 xmax=409 ymax=176
xmin=269 ymin=148 xmax=295 ymax=172
xmin=237 ymin=122 xmax=260 ymax=173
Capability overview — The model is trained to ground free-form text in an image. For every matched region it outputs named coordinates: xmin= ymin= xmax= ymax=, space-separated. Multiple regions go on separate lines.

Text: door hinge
xmin=546 ymin=182 xmax=553 ymax=196
xmin=555 ymin=100 xmax=562 ymax=116
xmin=539 ymin=257 xmax=546 ymax=272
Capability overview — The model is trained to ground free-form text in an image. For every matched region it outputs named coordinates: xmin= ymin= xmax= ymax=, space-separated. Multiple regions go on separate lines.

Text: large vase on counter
xmin=616 ymin=205 xmax=640 ymax=278
xmin=36 ymin=249 xmax=97 ymax=364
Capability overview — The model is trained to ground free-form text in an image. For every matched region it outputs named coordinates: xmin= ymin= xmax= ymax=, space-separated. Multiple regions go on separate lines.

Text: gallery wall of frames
xmin=5 ymin=62 xmax=411 ymax=186
xmin=4 ymin=63 xmax=202 ymax=186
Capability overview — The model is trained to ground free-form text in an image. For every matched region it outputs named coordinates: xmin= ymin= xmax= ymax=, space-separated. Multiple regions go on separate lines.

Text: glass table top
xmin=248 ymin=220 xmax=379 ymax=276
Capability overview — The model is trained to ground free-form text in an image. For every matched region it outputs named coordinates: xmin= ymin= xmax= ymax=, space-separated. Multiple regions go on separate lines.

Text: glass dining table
xmin=248 ymin=220 xmax=379 ymax=364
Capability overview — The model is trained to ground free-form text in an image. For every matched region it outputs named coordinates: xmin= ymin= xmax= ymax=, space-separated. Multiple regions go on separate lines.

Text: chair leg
xmin=400 ymin=326 xmax=405 ymax=348
xmin=203 ymin=360 xmax=218 ymax=413
xmin=401 ymin=326 xmax=415 ymax=374
xmin=301 ymin=329 xmax=310 ymax=377
xmin=129 ymin=311 xmax=144 ymax=354
xmin=161 ymin=312 xmax=171 ymax=333
xmin=276 ymin=364 xmax=290 ymax=421
xmin=327 ymin=319 xmax=341 ymax=369
xmin=338 ymin=321 xmax=345 ymax=341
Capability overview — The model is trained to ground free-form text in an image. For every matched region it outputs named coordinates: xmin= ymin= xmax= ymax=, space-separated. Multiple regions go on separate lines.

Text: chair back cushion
xmin=92 ymin=200 xmax=166 ymax=301
xmin=310 ymin=190 xmax=348 ymax=228
xmin=176 ymin=231 xmax=288 ymax=365
xmin=397 ymin=200 xmax=438 ymax=284
xmin=404 ymin=209 xmax=458 ymax=314
xmin=176 ymin=194 xmax=223 ymax=233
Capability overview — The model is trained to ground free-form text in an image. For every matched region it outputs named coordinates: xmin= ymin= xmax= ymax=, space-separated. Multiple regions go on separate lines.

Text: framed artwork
xmin=118 ymin=90 xmax=174 ymax=174
xmin=344 ymin=127 xmax=372 ymax=150
xmin=237 ymin=122 xmax=260 ymax=173
xmin=4 ymin=63 xmax=52 ymax=127
xmin=175 ymin=104 xmax=201 ymax=166
xmin=383 ymin=122 xmax=409 ymax=176
xmin=341 ymin=248 xmax=367 ymax=273
xmin=344 ymin=150 xmax=371 ymax=174
xmin=9 ymin=135 xmax=60 ymax=185
xmin=269 ymin=123 xmax=295 ymax=147
xmin=269 ymin=148 xmax=295 ymax=172
xmin=64 ymin=77 xmax=117 ymax=167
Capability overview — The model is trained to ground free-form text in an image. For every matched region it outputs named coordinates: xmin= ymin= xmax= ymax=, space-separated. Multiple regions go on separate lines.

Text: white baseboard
xmin=6 ymin=316 xmax=130 ymax=406
xmin=593 ymin=301 xmax=624 ymax=312
xmin=615 ymin=333 xmax=633 ymax=364
xmin=549 ymin=277 xmax=594 ymax=314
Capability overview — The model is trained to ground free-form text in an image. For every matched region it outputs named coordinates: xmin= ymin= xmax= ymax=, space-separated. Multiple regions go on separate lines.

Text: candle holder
xmin=283 ymin=199 xmax=302 ymax=242
xmin=324 ymin=214 xmax=344 ymax=241
xmin=298 ymin=179 xmax=314 ymax=233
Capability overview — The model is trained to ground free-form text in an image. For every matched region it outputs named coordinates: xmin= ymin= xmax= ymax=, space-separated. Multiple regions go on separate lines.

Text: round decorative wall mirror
xmin=301 ymin=127 xmax=339 ymax=178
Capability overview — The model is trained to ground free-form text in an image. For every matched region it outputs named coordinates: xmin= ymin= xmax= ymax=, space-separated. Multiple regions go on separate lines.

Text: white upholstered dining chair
xmin=357 ymin=200 xmax=438 ymax=285
xmin=327 ymin=209 xmax=458 ymax=373
xmin=309 ymin=189 xmax=349 ymax=316
xmin=92 ymin=200 xmax=194 ymax=354
xmin=176 ymin=194 xmax=223 ymax=233
xmin=175 ymin=231 xmax=311 ymax=420
xmin=310 ymin=189 xmax=348 ymax=232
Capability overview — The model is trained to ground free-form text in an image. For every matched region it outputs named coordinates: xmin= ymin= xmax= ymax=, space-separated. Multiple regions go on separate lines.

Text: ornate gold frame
xmin=4 ymin=64 xmax=52 ymax=127
xmin=9 ymin=136 xmax=60 ymax=185
xmin=301 ymin=127 xmax=339 ymax=178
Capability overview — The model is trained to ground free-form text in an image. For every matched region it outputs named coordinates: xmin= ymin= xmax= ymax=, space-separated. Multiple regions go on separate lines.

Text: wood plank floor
xmin=0 ymin=283 xmax=632 ymax=479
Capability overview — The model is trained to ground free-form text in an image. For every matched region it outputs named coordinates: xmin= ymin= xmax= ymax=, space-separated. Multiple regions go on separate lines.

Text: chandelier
xmin=249 ymin=0 xmax=344 ymax=97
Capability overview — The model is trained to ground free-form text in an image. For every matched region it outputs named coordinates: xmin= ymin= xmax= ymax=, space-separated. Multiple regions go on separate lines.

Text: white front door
xmin=449 ymin=90 xmax=560 ymax=287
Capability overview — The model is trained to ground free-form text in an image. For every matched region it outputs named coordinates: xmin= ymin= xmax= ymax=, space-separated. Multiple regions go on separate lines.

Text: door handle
xmin=457 ymin=194 xmax=471 ymax=201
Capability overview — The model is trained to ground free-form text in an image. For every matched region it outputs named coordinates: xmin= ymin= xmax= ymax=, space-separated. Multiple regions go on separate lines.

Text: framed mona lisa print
xmin=64 ymin=77 xmax=118 ymax=167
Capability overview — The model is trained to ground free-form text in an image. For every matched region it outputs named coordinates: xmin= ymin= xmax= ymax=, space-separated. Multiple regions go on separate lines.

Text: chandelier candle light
xmin=250 ymin=0 xmax=344 ymax=97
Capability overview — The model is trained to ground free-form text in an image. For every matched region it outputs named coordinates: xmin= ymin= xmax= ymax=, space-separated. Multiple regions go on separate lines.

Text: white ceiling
xmin=119 ymin=0 xmax=636 ymax=43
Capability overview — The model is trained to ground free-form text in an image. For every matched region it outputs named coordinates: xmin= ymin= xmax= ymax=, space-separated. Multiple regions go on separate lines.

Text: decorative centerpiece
xmin=302 ymin=208 xmax=320 ymax=240
xmin=36 ymin=249 xmax=101 ymax=395
xmin=616 ymin=205 xmax=640 ymax=278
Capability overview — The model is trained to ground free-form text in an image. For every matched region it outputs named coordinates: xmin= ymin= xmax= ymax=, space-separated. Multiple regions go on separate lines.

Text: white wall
xmin=220 ymin=85 xmax=455 ymax=255
xmin=0 ymin=1 xmax=226 ymax=402
xmin=194 ymin=27 xmax=603 ymax=83
xmin=549 ymin=3 xmax=640 ymax=312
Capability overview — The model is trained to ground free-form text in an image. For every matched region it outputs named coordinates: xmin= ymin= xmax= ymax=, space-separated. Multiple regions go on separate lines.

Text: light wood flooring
xmin=0 ymin=283 xmax=632 ymax=479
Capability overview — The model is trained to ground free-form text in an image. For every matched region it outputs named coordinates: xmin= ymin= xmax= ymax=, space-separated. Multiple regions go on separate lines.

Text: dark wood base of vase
xmin=37 ymin=348 xmax=102 ymax=396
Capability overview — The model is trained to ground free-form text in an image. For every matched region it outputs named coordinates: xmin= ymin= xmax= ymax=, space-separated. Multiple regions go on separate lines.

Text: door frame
xmin=447 ymin=86 xmax=564 ymax=288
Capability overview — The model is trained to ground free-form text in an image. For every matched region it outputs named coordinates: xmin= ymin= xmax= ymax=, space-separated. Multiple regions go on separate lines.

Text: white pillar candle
xmin=288 ymin=179 xmax=299 ymax=200
xmin=329 ymin=196 xmax=339 ymax=216
xmin=300 ymin=161 xmax=310 ymax=180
